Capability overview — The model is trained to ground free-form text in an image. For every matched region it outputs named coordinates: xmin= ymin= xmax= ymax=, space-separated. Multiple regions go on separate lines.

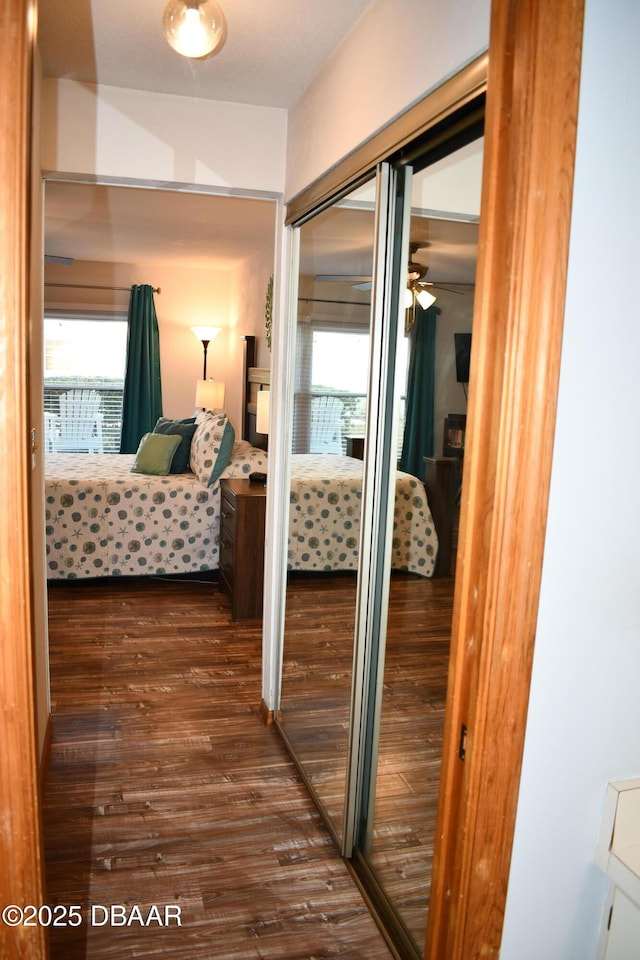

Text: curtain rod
xmin=44 ymin=282 xmax=161 ymax=294
xmin=298 ymin=297 xmax=370 ymax=307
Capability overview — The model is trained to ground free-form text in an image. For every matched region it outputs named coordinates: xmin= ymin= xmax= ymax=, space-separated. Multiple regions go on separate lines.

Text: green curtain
xmin=399 ymin=304 xmax=438 ymax=477
xmin=119 ymin=285 xmax=163 ymax=453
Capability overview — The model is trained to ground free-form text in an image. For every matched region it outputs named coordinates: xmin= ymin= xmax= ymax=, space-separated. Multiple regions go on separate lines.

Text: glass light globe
xmin=163 ymin=0 xmax=227 ymax=59
xmin=416 ymin=288 xmax=436 ymax=310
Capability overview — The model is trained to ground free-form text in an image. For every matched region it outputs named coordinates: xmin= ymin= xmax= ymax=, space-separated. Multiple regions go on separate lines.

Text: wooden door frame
xmin=0 ymin=1 xmax=48 ymax=958
xmin=426 ymin=0 xmax=585 ymax=956
xmin=0 ymin=1 xmax=584 ymax=959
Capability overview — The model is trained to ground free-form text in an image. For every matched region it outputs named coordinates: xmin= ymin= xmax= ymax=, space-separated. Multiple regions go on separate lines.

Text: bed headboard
xmin=242 ymin=335 xmax=270 ymax=451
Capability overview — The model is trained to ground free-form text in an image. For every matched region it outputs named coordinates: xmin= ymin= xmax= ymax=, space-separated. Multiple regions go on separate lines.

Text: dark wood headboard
xmin=242 ymin=335 xmax=270 ymax=451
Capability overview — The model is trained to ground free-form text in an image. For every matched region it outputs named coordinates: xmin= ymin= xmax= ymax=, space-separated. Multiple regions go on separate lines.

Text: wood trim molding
xmin=39 ymin=715 xmax=53 ymax=798
xmin=0 ymin=1 xmax=47 ymax=958
xmin=425 ymin=0 xmax=585 ymax=957
xmin=259 ymin=698 xmax=274 ymax=726
xmin=259 ymin=699 xmax=282 ymax=727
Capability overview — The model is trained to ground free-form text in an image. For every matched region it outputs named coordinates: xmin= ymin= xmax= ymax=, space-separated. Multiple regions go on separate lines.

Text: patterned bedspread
xmin=288 ymin=454 xmax=438 ymax=578
xmin=45 ymin=442 xmax=267 ymax=579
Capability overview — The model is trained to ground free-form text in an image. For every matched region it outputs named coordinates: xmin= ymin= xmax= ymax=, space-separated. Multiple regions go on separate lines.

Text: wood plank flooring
xmin=43 ymin=576 xmax=395 ymax=960
xmin=280 ymin=574 xmax=453 ymax=951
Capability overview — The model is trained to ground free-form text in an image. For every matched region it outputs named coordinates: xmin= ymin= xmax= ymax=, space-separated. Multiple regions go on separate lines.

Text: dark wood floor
xmin=43 ymin=576 xmax=395 ymax=960
xmin=281 ymin=574 xmax=453 ymax=950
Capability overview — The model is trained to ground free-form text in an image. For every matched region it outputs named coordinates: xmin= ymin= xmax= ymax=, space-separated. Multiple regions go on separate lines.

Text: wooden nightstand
xmin=219 ymin=478 xmax=267 ymax=620
xmin=346 ymin=436 xmax=365 ymax=460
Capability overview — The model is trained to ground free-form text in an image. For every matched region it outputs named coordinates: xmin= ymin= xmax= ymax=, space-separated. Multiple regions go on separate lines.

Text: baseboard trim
xmin=259 ymin=699 xmax=282 ymax=726
xmin=259 ymin=699 xmax=274 ymax=725
xmin=39 ymin=714 xmax=53 ymax=797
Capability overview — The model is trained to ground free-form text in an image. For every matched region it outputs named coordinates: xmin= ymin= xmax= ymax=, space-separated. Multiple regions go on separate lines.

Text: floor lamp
xmin=191 ymin=326 xmax=221 ymax=379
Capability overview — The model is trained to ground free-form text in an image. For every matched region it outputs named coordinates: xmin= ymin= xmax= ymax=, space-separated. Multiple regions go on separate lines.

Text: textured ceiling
xmin=38 ymin=0 xmax=373 ymax=108
xmin=40 ymin=1 xmax=480 ymax=284
xmin=40 ymin=1 xmax=373 ymax=271
xmin=44 ymin=182 xmax=277 ymax=270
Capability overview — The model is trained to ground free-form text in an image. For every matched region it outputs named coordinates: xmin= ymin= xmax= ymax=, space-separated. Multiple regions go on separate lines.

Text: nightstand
xmin=346 ymin=436 xmax=365 ymax=459
xmin=219 ymin=478 xmax=267 ymax=620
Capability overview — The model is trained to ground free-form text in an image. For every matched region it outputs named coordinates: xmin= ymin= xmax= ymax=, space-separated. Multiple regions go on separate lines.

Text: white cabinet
xmin=597 ymin=779 xmax=640 ymax=959
xmin=603 ymin=889 xmax=640 ymax=960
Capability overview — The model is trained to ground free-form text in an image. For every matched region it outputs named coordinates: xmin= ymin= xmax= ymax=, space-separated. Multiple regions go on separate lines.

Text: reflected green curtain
xmin=399 ymin=304 xmax=438 ymax=476
xmin=119 ymin=284 xmax=163 ymax=453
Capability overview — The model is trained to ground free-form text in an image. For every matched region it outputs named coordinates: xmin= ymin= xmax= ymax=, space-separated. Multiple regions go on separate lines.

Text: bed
xmin=45 ymin=336 xmax=438 ymax=580
xmin=288 ymin=454 xmax=438 ymax=577
xmin=241 ymin=341 xmax=438 ymax=578
xmin=45 ymin=440 xmax=267 ymax=579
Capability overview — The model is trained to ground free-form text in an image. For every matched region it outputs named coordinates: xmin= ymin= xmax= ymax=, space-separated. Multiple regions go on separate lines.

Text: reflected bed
xmin=288 ymin=454 xmax=438 ymax=577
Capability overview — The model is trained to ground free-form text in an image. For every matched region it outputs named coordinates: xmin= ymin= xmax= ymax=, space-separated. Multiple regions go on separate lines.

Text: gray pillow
xmin=153 ymin=417 xmax=197 ymax=473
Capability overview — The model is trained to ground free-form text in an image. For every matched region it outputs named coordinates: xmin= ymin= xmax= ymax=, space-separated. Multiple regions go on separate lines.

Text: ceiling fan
xmin=314 ymin=244 xmax=471 ymax=306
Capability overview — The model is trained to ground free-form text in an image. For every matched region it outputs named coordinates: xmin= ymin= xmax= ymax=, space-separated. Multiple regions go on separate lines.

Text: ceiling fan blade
xmin=45 ymin=254 xmax=74 ymax=265
xmin=314 ymin=274 xmax=372 ymax=284
xmin=422 ymin=281 xmax=475 ymax=295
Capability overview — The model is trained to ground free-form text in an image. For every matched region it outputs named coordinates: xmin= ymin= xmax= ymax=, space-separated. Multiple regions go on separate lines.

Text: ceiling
xmin=41 ymin=1 xmax=480 ymax=284
xmin=38 ymin=0 xmax=374 ymax=109
xmin=40 ymin=0 xmax=372 ymax=273
xmin=44 ymin=181 xmax=277 ymax=270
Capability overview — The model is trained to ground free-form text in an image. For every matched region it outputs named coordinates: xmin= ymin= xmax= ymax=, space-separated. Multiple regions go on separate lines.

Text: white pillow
xmin=189 ymin=412 xmax=235 ymax=486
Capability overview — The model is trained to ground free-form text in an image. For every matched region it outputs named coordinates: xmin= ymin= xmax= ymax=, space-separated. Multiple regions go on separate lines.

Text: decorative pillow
xmin=190 ymin=412 xmax=236 ymax=486
xmin=131 ymin=432 xmax=182 ymax=475
xmin=153 ymin=416 xmax=197 ymax=473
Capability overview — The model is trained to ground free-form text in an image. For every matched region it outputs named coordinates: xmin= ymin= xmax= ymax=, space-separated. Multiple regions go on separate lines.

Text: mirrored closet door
xmin=277 ymin=174 xmax=378 ymax=845
xmin=276 ymin=129 xmax=482 ymax=959
xmin=351 ymin=147 xmax=481 ymax=954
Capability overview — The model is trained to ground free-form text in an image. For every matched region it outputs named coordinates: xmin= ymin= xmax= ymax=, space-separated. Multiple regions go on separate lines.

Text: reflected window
xmin=44 ymin=312 xmax=127 ymax=454
xmin=293 ymin=320 xmax=408 ymax=456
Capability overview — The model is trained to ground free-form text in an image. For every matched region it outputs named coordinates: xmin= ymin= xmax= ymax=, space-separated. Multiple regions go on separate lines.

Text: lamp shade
xmin=256 ymin=390 xmax=270 ymax=434
xmin=416 ymin=288 xmax=437 ymax=310
xmin=196 ymin=379 xmax=225 ymax=410
xmin=163 ymin=0 xmax=227 ymax=59
xmin=191 ymin=326 xmax=221 ymax=344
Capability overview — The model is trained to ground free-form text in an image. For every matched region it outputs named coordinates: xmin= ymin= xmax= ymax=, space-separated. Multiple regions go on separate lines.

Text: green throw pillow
xmin=153 ymin=417 xmax=197 ymax=473
xmin=131 ymin=432 xmax=182 ymax=475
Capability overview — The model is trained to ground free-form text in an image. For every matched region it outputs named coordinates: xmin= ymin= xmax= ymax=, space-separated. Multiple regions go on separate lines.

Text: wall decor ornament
xmin=265 ymin=275 xmax=273 ymax=351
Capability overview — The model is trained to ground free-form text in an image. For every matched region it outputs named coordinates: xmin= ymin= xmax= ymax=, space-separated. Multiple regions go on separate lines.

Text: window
xmin=292 ymin=320 xmax=408 ymax=456
xmin=44 ymin=313 xmax=128 ymax=453
xmin=293 ymin=321 xmax=370 ymax=454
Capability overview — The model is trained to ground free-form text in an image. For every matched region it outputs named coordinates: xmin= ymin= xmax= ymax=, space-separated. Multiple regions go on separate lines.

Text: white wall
xmin=40 ymin=79 xmax=282 ymax=436
xmin=433 ymin=290 xmax=473 ymax=455
xmin=285 ymin=0 xmax=490 ymax=200
xmin=500 ymin=0 xmax=640 ymax=957
xmin=225 ymin=241 xmax=276 ymax=431
xmin=42 ymin=78 xmax=286 ymax=195
xmin=43 ymin=240 xmax=275 ymax=437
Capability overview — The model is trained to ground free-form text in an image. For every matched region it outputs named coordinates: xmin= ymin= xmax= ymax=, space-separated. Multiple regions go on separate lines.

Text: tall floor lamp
xmin=191 ymin=326 xmax=221 ymax=379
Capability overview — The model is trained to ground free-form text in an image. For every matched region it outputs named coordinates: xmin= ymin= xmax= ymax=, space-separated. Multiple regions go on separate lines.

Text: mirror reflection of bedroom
xmin=43 ymin=180 xmax=280 ymax=591
xmin=42 ymin=181 xmax=276 ymax=470
xmin=278 ymin=139 xmax=481 ymax=956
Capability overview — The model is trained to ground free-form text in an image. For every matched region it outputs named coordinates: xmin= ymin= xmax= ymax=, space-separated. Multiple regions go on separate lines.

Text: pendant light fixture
xmin=163 ymin=0 xmax=227 ymax=60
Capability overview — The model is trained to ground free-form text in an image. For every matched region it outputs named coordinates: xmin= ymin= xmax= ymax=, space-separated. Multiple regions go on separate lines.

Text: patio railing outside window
xmin=292 ymin=391 xmax=405 ymax=458
xmin=44 ymin=380 xmax=124 ymax=454
xmin=44 ymin=313 xmax=128 ymax=455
